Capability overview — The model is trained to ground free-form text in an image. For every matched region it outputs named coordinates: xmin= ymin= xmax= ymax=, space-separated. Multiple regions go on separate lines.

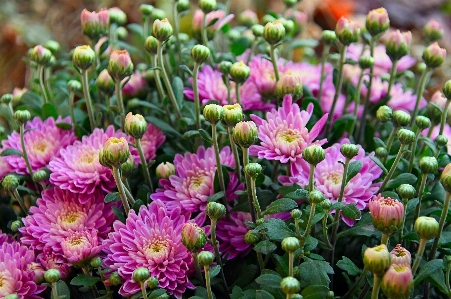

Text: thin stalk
xmin=308 ymin=164 xmax=315 ymax=192
xmin=428 ymin=192 xmax=451 ymax=260
xmin=223 ymin=75 xmax=232 ymax=104
xmin=193 ymin=252 xmax=205 ymax=286
xmin=243 ymin=147 xmax=257 ymax=223
xmin=19 ymin=124 xmax=34 ymax=178
xmin=112 ymin=166 xmax=130 ymax=214
xmin=210 ymin=219 xmax=229 ymax=293
xmin=122 ymin=181 xmax=135 ymax=206
xmin=135 ymin=138 xmax=153 ymax=193
xmin=193 ymin=63 xmax=201 ymax=130
xmin=12 ymin=189 xmax=28 ymax=214
xmin=37 ymin=64 xmax=49 ymax=104
xmin=114 ymin=79 xmax=125 ymax=130
xmin=257 ymin=250 xmax=265 ymax=272
xmin=410 ymin=68 xmax=431 ymax=127
xmin=412 ymin=238 xmax=427 ymax=274
xmin=201 ymin=13 xmax=214 ymax=65
xmin=172 ymin=0 xmax=182 ymax=76
xmin=235 ymin=82 xmax=242 ymax=105
xmin=140 ymin=282 xmax=148 ymax=299
xmin=69 ymin=91 xmax=76 ymax=126
xmin=143 ymin=16 xmax=149 ymax=38
xmin=211 ymin=123 xmax=229 ymax=213
xmin=227 ymin=127 xmax=241 ymax=181
xmin=440 ymin=100 xmax=451 ymax=135
xmin=97 ymin=266 xmax=112 ymax=297
xmin=109 ymin=23 xmax=118 ymax=49
xmin=204 ymin=265 xmax=213 ymax=299
xmin=250 ymin=177 xmax=263 ymax=219
xmin=81 ymin=69 xmax=96 ymax=131
xmin=51 ymin=282 xmax=59 ymax=299
xmin=340 ymin=269 xmax=368 ymax=299
xmin=288 ymin=252 xmax=294 ymax=276
xmin=407 ymin=128 xmax=422 ymax=173
xmin=386 ymin=60 xmax=399 ymax=96
xmin=157 ymin=41 xmax=182 ymax=119
xmin=357 ymin=282 xmax=370 ymax=299
xmin=381 ymin=232 xmax=389 ymax=245
xmin=322 ymin=212 xmax=332 ymax=249
xmin=399 ymin=199 xmax=408 ymax=244
xmin=246 ymin=39 xmax=258 ymax=65
xmin=269 ymin=45 xmax=280 ymax=83
xmin=378 ymin=144 xmax=407 ymax=193
xmin=294 ymin=218 xmax=302 ymax=239
xmin=45 ymin=67 xmax=54 ymax=101
xmin=317 ymin=44 xmax=331 ymax=102
xmin=224 ymin=0 xmax=231 ymax=15
xmin=82 ymin=267 xmax=100 ymax=297
xmin=413 ymin=173 xmax=428 ymax=222
xmin=350 ymin=70 xmax=365 ymax=137
xmin=300 ymin=203 xmax=317 ymax=248
xmin=325 ymin=45 xmax=347 ymax=137
xmin=383 ymin=126 xmax=398 ymax=164
xmin=371 ymin=275 xmax=382 ymax=299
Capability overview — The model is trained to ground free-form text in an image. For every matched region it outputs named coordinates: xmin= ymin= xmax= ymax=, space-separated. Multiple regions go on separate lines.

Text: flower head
xmin=335 ymin=17 xmax=360 ymax=45
xmin=381 ymin=265 xmax=413 ymax=299
xmin=61 ymin=229 xmax=103 ymax=265
xmin=390 ymin=244 xmax=411 ymax=266
xmin=80 ymin=9 xmax=109 ymax=38
xmin=192 ymin=10 xmax=234 ymax=39
xmin=122 ymin=72 xmax=148 ymax=99
xmin=369 ymin=194 xmax=404 ymax=234
xmin=0 ymin=156 xmax=12 ymax=180
xmin=140 ymin=124 xmax=165 ymax=162
xmin=424 ymin=20 xmax=444 ymax=42
xmin=108 ymin=49 xmax=134 ymax=80
xmin=36 ymin=247 xmax=71 ymax=279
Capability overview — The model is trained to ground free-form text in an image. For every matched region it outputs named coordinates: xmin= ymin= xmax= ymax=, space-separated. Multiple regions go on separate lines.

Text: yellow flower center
xmin=276 ymin=129 xmax=302 ymax=144
xmin=33 ymin=140 xmax=48 ymax=152
xmin=323 ymin=170 xmax=343 ymax=185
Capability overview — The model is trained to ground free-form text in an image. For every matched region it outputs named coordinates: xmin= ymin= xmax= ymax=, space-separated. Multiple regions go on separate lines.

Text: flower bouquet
xmin=1 ymin=1 xmax=451 ymax=298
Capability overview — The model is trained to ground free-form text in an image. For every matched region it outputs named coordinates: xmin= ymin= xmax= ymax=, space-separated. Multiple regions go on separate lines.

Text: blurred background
xmin=1 ymin=0 xmax=451 ymax=95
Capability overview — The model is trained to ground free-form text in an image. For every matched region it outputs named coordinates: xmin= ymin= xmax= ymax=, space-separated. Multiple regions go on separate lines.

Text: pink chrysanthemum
xmin=387 ymin=84 xmax=426 ymax=112
xmin=0 ymin=156 xmax=12 ymax=180
xmin=281 ymin=139 xmax=382 ymax=226
xmin=216 ymin=212 xmax=254 ymax=259
xmin=192 ymin=9 xmax=234 ymax=35
xmin=20 ymin=187 xmax=116 ymax=253
xmin=249 ymin=95 xmax=328 ymax=166
xmin=151 ymin=146 xmax=243 ymax=224
xmin=61 ymin=229 xmax=103 ymax=265
xmin=103 ymin=201 xmax=194 ymax=298
xmin=122 ymin=71 xmax=148 ymax=99
xmin=1 ymin=116 xmax=77 ymax=175
xmin=247 ymin=55 xmax=288 ymax=97
xmin=48 ymin=125 xmax=139 ymax=203
xmin=36 ymin=247 xmax=71 ymax=279
xmin=0 ymin=241 xmax=45 ymax=298
xmin=0 ymin=232 xmax=14 ymax=245
xmin=141 ymin=124 xmax=166 ymax=162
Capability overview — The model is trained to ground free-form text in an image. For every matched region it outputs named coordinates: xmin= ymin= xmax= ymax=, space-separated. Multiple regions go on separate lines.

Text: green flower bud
xmin=375 ymin=147 xmax=388 ymax=160
xmin=365 ymin=8 xmax=390 ymax=36
xmin=44 ymin=269 xmax=61 ymax=283
xmin=44 ymin=40 xmax=60 ymax=54
xmin=256 ymin=218 xmax=265 ymax=226
xmin=275 ymin=71 xmax=303 ymax=99
xmin=244 ymin=230 xmax=260 ymax=245
xmin=206 ymin=202 xmax=226 ymax=220
xmin=435 ymin=135 xmax=448 ymax=148
xmin=145 ymin=36 xmax=159 ymax=55
xmin=263 ymin=20 xmax=286 ymax=45
xmin=321 ymin=30 xmax=338 ymax=45
xmin=244 ymin=163 xmax=262 ymax=179
xmin=340 ymin=143 xmax=359 ymax=159
xmin=140 ymin=4 xmax=154 ymax=16
xmin=415 ymin=116 xmax=431 ymax=130
xmin=281 ymin=236 xmax=300 ymax=253
xmin=153 ymin=19 xmax=173 ymax=42
xmin=239 ymin=10 xmax=259 ymax=27
xmin=252 ymin=24 xmax=264 ymax=37
xmin=376 ymin=105 xmax=393 ymax=123
xmin=218 ymin=61 xmax=233 ymax=75
xmin=10 ymin=220 xmax=23 ymax=232
xmin=96 ymin=70 xmax=115 ymax=95
xmin=320 ymin=199 xmax=332 ymax=211
xmin=68 ymin=80 xmax=82 ymax=92
xmin=2 ymin=174 xmax=19 ymax=190
xmin=419 ymin=156 xmax=438 ymax=174
xmin=283 ymin=0 xmax=298 ymax=7
xmin=427 ymin=103 xmax=443 ymax=125
xmin=116 ymin=27 xmax=128 ymax=40
xmin=290 ymin=209 xmax=302 ymax=219
xmin=73 ymin=45 xmax=96 ymax=70
xmin=262 ymin=14 xmax=277 ymax=25
xmin=13 ymin=110 xmax=31 ymax=124
xmin=151 ymin=8 xmax=166 ymax=21
xmin=203 ymin=104 xmax=224 ymax=125
xmin=1 ymin=94 xmax=13 ymax=104
xmin=393 ymin=110 xmax=411 ymax=127
xmin=222 ymin=104 xmax=243 ymax=128
xmin=181 ymin=222 xmax=207 ymax=252
xmin=302 ymin=145 xmax=325 ymax=165
xmin=125 ymin=113 xmax=147 ymax=139
xmin=326 ymin=291 xmax=335 ymax=299
xmin=147 ymin=276 xmax=159 ymax=289
xmin=198 ymin=0 xmax=216 ymax=13
xmin=415 ymin=216 xmax=439 ymax=240
xmin=280 ymin=18 xmax=295 ymax=35
xmin=280 ymin=277 xmax=301 ymax=295
xmin=363 ymin=244 xmax=390 ymax=275
xmin=177 ymin=0 xmax=190 ymax=13
xmin=109 ymin=271 xmax=123 ymax=286
xmin=335 ymin=17 xmax=360 ymax=45
xmin=99 ymin=137 xmax=130 ymax=167
xmin=359 ymin=56 xmax=375 ymax=69
xmin=109 ymin=7 xmax=127 ymax=25
xmin=230 ymin=62 xmax=251 ymax=83
xmin=156 ymin=162 xmax=176 ymax=180
xmin=422 ymin=42 xmax=446 ymax=69
xmin=227 ymin=29 xmax=241 ymax=42
xmin=120 ymin=155 xmax=135 ymax=178
xmin=424 ymin=20 xmax=444 ymax=43
xmin=441 ymin=164 xmax=451 ymax=193
xmin=310 ymin=190 xmax=325 ymax=204
xmin=233 ymin=121 xmax=258 ymax=148
xmin=443 ymin=80 xmax=451 ymax=100
xmin=397 ymin=128 xmax=416 ymax=145
xmin=191 ymin=45 xmax=210 ymax=64
xmin=30 ymin=45 xmax=52 ymax=66
xmin=32 ymin=169 xmax=50 ymax=183
xmin=397 ymin=184 xmax=416 ymax=200
xmin=198 ymin=251 xmax=215 ymax=267
xmin=90 ymin=257 xmax=102 ymax=268
xmin=133 ymin=267 xmax=150 ymax=283
xmin=108 ymin=49 xmax=134 ymax=80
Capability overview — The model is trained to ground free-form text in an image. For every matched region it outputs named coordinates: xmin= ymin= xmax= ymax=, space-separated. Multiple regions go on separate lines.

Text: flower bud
xmin=415 ymin=216 xmax=439 ymax=240
xmin=335 ymin=17 xmax=360 ymax=45
xmin=109 ymin=7 xmax=127 ymax=25
xmin=376 ymin=105 xmax=393 ymax=123
xmin=276 ymin=71 xmax=302 ymax=99
xmin=191 ymin=45 xmax=210 ymax=64
xmin=99 ymin=137 xmax=130 ymax=167
xmin=415 ymin=116 xmax=431 ymax=130
xmin=45 ymin=40 xmax=60 ymax=54
xmin=375 ymin=147 xmax=388 ymax=160
xmin=73 ymin=45 xmax=96 ymax=70
xmin=321 ymin=30 xmax=337 ymax=45
xmin=320 ymin=199 xmax=332 ymax=211
xmin=151 ymin=8 xmax=166 ymax=21
xmin=218 ymin=104 xmax=242 ymax=127
xmin=10 ymin=220 xmax=23 ymax=232
xmin=419 ymin=156 xmax=438 ymax=174
xmin=203 ymin=104 xmax=224 ymax=125
xmin=2 ymin=174 xmax=19 ymax=190
xmin=263 ymin=20 xmax=286 ymax=45
xmin=140 ymin=4 xmax=154 ymax=17
xmin=121 ymin=155 xmax=135 ymax=178
xmin=280 ymin=277 xmax=300 ymax=295
xmin=280 ymin=19 xmax=295 ymax=35
xmin=44 ymin=269 xmax=61 ymax=283
xmin=283 ymin=0 xmax=298 ymax=7
xmin=397 ymin=184 xmax=416 ymax=200
xmin=424 ymin=20 xmax=444 ymax=43
xmin=230 ymin=62 xmax=251 ymax=83
xmin=422 ymin=42 xmax=446 ymax=68
xmin=281 ymin=237 xmax=300 ymax=253
xmin=397 ymin=128 xmax=415 ymax=145
xmin=365 ymin=8 xmax=390 ymax=36
xmin=152 ymin=19 xmax=173 ymax=41
xmin=363 ymin=244 xmax=390 ymax=275
xmin=90 ymin=257 xmax=102 ymax=268
xmin=1 ymin=94 xmax=12 ymax=104
xmin=13 ymin=110 xmax=31 ymax=124
xmin=198 ymin=251 xmax=215 ymax=267
xmin=252 ymin=24 xmax=264 ymax=37
xmin=148 ymin=276 xmax=159 ymax=289
xmin=177 ymin=0 xmax=190 ymax=13
xmin=5 ymin=295 xmax=19 ymax=299
xmin=358 ymin=56 xmax=374 ymax=70
xmin=441 ymin=164 xmax=451 ymax=193
xmin=340 ymin=144 xmax=359 ymax=159
xmin=116 ymin=27 xmax=128 ymax=40
xmin=369 ymin=194 xmax=404 ymax=235
xmin=443 ymin=80 xmax=451 ymax=100
xmin=32 ymin=169 xmax=50 ymax=183
xmin=427 ymin=103 xmax=443 ymax=125
xmin=144 ymin=37 xmax=159 ymax=55
xmin=244 ymin=163 xmax=262 ymax=179
xmin=256 ymin=218 xmax=265 ymax=226
xmin=125 ymin=113 xmax=147 ymax=139
xmin=156 ymin=162 xmax=176 ymax=180
xmin=206 ymin=202 xmax=226 ymax=220
xmin=81 ymin=9 xmax=110 ymax=38
xmin=290 ymin=209 xmax=302 ymax=219
xmin=218 ymin=61 xmax=232 ymax=75
xmin=181 ymin=222 xmax=207 ymax=252
xmin=108 ymin=49 xmax=134 ymax=80
xmin=393 ymin=110 xmax=411 ymax=127
xmin=109 ymin=271 xmax=123 ymax=286
xmin=436 ymin=135 xmax=448 ymax=148
xmin=227 ymin=29 xmax=241 ymax=42
xmin=30 ymin=45 xmax=52 ymax=65
xmin=96 ymin=70 xmax=115 ymax=95
xmin=385 ymin=30 xmax=412 ymax=61
xmin=233 ymin=121 xmax=258 ymax=148
xmin=302 ymin=145 xmax=325 ymax=165
xmin=68 ymin=80 xmax=82 ymax=92
xmin=198 ymin=0 xmax=216 ymax=13
xmin=244 ymin=230 xmax=260 ymax=245
xmin=309 ymin=190 xmax=325 ymax=205
xmin=239 ymin=10 xmax=259 ymax=27
xmin=390 ymin=244 xmax=411 ymax=266
xmin=381 ymin=265 xmax=413 ymax=299
xmin=133 ymin=267 xmax=150 ymax=283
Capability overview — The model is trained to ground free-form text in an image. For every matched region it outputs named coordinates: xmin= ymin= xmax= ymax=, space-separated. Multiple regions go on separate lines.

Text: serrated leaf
xmin=263 ymin=198 xmax=298 ymax=215
xmin=149 ymin=289 xmax=167 ymax=299
xmin=414 ymin=259 xmax=443 ymax=285
xmin=300 ymin=285 xmax=330 ymax=299
xmin=70 ymin=274 xmax=100 ymax=287
xmin=385 ymin=173 xmax=418 ymax=189
xmin=198 ymin=129 xmax=212 ymax=144
xmin=337 ymin=256 xmax=361 ymax=276
xmin=346 ymin=161 xmax=362 ymax=184
xmin=0 ymin=148 xmax=23 ymax=157
xmin=53 ymin=280 xmax=70 ymax=299
xmin=341 ymin=204 xmax=361 ymax=220
xmin=180 ymin=65 xmax=193 ymax=76
xmin=104 ymin=192 xmax=120 ymax=203
xmin=255 ymin=218 xmax=296 ymax=241
xmin=207 ymin=191 xmax=225 ymax=202
xmin=255 ymin=274 xmax=282 ymax=289
xmin=298 ymin=258 xmax=334 ymax=287
xmin=256 ymin=290 xmax=275 ymax=299
xmin=369 ymin=155 xmax=388 ymax=174
xmin=55 ymin=122 xmax=73 ymax=130
xmin=304 ymin=235 xmax=318 ymax=252
xmin=254 ymin=240 xmax=277 ymax=255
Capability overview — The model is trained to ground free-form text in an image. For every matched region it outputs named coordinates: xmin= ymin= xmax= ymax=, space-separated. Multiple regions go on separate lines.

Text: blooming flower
xmin=141 ymin=124 xmax=166 ymax=162
xmin=386 ymin=84 xmax=426 ymax=112
xmin=122 ymin=71 xmax=148 ymax=99
xmin=36 ymin=247 xmax=71 ymax=279
xmin=216 ymin=212 xmax=254 ymax=259
xmin=61 ymin=229 xmax=103 ymax=265
xmin=103 ymin=201 xmax=194 ymax=298
xmin=430 ymin=91 xmax=451 ymax=114
xmin=1 ymin=116 xmax=77 ymax=176
xmin=48 ymin=126 xmax=139 ymax=203
xmin=192 ymin=9 xmax=234 ymax=38
xmin=0 ymin=156 xmax=12 ymax=180
xmin=281 ymin=139 xmax=382 ymax=226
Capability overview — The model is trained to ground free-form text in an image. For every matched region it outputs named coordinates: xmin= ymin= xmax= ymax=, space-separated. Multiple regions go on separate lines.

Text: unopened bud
xmin=1 ymin=94 xmax=13 ymax=104
xmin=152 ymin=19 xmax=173 ymax=42
xmin=203 ymin=104 xmax=224 ymax=125
xmin=335 ymin=17 xmax=360 ymax=45
xmin=363 ymin=244 xmax=390 ymax=275
xmin=181 ymin=222 xmax=207 ymax=252
xmin=156 ymin=162 xmax=176 ymax=179
xmin=393 ymin=110 xmax=411 ymax=127
xmin=13 ymin=110 xmax=31 ymax=124
xmin=381 ymin=265 xmax=413 ymax=299
xmin=10 ymin=220 xmax=23 ymax=232
xmin=2 ymin=174 xmax=19 ymax=190
xmin=133 ymin=267 xmax=150 ymax=283
xmin=415 ymin=216 xmax=439 ymax=240
xmin=321 ymin=30 xmax=337 ymax=45
xmin=109 ymin=7 xmax=127 ymax=25
xmin=397 ymin=184 xmax=416 ymax=200
xmin=218 ymin=61 xmax=233 ymax=75
xmin=340 ymin=144 xmax=359 ymax=159
xmin=280 ymin=277 xmax=300 ymax=295
xmin=68 ymin=80 xmax=82 ymax=92
xmin=302 ymin=145 xmax=325 ymax=165
xmin=443 ymin=80 xmax=451 ymax=100
xmin=424 ymin=20 xmax=444 ymax=43
xmin=96 ymin=70 xmax=115 ymax=94
xmin=263 ymin=21 xmax=286 ymax=45
xmin=397 ymin=128 xmax=416 ymax=144
xmin=31 ymin=45 xmax=52 ymax=65
xmin=120 ymin=155 xmax=135 ymax=178
xmin=198 ymin=251 xmax=215 ymax=267
xmin=276 ymin=71 xmax=302 ymax=99
xmin=252 ymin=24 xmax=264 ymax=37
xmin=230 ymin=62 xmax=251 ymax=83
xmin=290 ymin=209 xmax=302 ymax=219
xmin=245 ymin=163 xmax=262 ymax=179
xmin=206 ymin=202 xmax=226 ymax=220
xmin=359 ymin=56 xmax=374 ymax=69
xmin=73 ymin=45 xmax=96 ymax=70
xmin=140 ymin=4 xmax=154 ymax=17
xmin=415 ymin=116 xmax=431 ymax=130
xmin=99 ymin=137 xmax=130 ymax=167
xmin=32 ymin=169 xmax=50 ymax=183
xmin=109 ymin=271 xmax=123 ymax=286
xmin=436 ymin=135 xmax=448 ymax=148
xmin=233 ymin=121 xmax=258 ymax=148
xmin=145 ymin=36 xmax=159 ymax=54
xmin=148 ymin=276 xmax=159 ymax=289
xmin=281 ymin=237 xmax=300 ymax=253
xmin=320 ymin=199 xmax=332 ymax=211
xmin=239 ymin=10 xmax=259 ymax=27
xmin=45 ymin=40 xmax=60 ymax=54
xmin=427 ymin=103 xmax=443 ymax=125
xmin=375 ymin=147 xmax=388 ymax=160
xmin=422 ymin=42 xmax=446 ymax=68
xmin=310 ymin=190 xmax=325 ymax=204
xmin=191 ymin=45 xmax=210 ymax=64
xmin=125 ymin=113 xmax=147 ymax=139
xmin=177 ymin=0 xmax=190 ymax=13
xmin=108 ymin=50 xmax=134 ymax=80
xmin=419 ymin=156 xmax=438 ymax=174
xmin=90 ymin=257 xmax=102 ymax=268
xmin=151 ymin=8 xmax=166 ymax=21
xmin=244 ymin=230 xmax=260 ymax=245
xmin=376 ymin=105 xmax=393 ymax=123
xmin=44 ymin=269 xmax=61 ymax=283
xmin=365 ymin=8 xmax=390 ymax=36
xmin=198 ymin=0 xmax=216 ymax=13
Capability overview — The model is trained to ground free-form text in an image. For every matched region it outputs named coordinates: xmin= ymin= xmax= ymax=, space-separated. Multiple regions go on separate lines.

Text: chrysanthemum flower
xmin=61 ymin=229 xmax=103 ymax=265
xmin=281 ymin=139 xmax=382 ymax=226
xmin=216 ymin=212 xmax=254 ymax=259
xmin=36 ymin=247 xmax=71 ymax=279
xmin=48 ymin=126 xmax=139 ymax=203
xmin=103 ymin=201 xmax=194 ymax=298
xmin=0 ymin=156 xmax=12 ymax=180
xmin=386 ymin=84 xmax=426 ymax=112
xmin=1 ymin=116 xmax=76 ymax=175
xmin=151 ymin=146 xmax=243 ymax=224
xmin=122 ymin=71 xmax=148 ymax=99
xmin=249 ymin=95 xmax=328 ymax=165
xmin=20 ymin=187 xmax=116 ymax=253
xmin=140 ymin=124 xmax=166 ymax=162
xmin=369 ymin=194 xmax=404 ymax=234
xmin=192 ymin=9 xmax=234 ymax=37
xmin=390 ymin=244 xmax=411 ymax=266
xmin=247 ymin=55 xmax=288 ymax=97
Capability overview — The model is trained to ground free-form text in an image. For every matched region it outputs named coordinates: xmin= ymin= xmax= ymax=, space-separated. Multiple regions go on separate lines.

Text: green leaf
xmin=286 ymin=189 xmax=309 ymax=200
xmin=145 ymin=116 xmax=182 ymax=137
xmin=0 ymin=148 xmax=23 ymax=157
xmin=70 ymin=274 xmax=101 ymax=287
xmin=304 ymin=235 xmax=318 ymax=252
xmin=329 ymin=115 xmax=356 ymax=144
xmin=112 ymin=206 xmax=125 ymax=223
xmin=427 ymin=267 xmax=448 ymax=295
xmin=104 ymin=192 xmax=121 ymax=203
xmin=337 ymin=256 xmax=361 ymax=276
xmin=418 ymin=136 xmax=437 ymax=155
xmin=20 ymin=91 xmax=43 ymax=112
xmin=149 ymin=289 xmax=166 ymax=299
xmin=414 ymin=259 xmax=443 ymax=285
xmin=263 ymin=198 xmax=298 ymax=215
xmin=255 ymin=274 xmax=282 ymax=289
xmin=341 ymin=204 xmax=361 ymax=220
xmin=42 ymin=103 xmax=58 ymax=119
xmin=55 ymin=122 xmax=73 ymax=130
xmin=346 ymin=161 xmax=362 ymax=184
xmin=385 ymin=173 xmax=418 ymax=189
xmin=405 ymin=198 xmax=419 ymax=215
xmin=198 ymin=129 xmax=212 ymax=144
xmin=255 ymin=218 xmax=296 ymax=241
xmin=256 ymin=290 xmax=275 ymax=299
xmin=369 ymin=155 xmax=388 ymax=174
xmin=207 ymin=191 xmax=225 ymax=202
xmin=300 ymin=285 xmax=330 ymax=299
xmin=183 ymin=130 xmax=200 ymax=139
xmin=298 ymin=258 xmax=334 ymax=287
xmin=254 ymin=240 xmax=277 ymax=255
xmin=209 ymin=265 xmax=221 ymax=279
xmin=53 ymin=280 xmax=70 ymax=299
xmin=195 ymin=286 xmax=216 ymax=299
xmin=180 ymin=65 xmax=193 ymax=76
xmin=133 ymin=199 xmax=144 ymax=213
xmin=231 ymin=37 xmax=252 ymax=56
xmin=337 ymin=213 xmax=380 ymax=239
xmin=172 ymin=76 xmax=184 ymax=109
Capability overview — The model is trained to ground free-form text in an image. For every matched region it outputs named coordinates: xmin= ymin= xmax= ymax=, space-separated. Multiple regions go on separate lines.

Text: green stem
xmin=383 ymin=125 xmax=398 ymax=164
xmin=269 ymin=45 xmax=280 ymax=82
xmin=294 ymin=218 xmax=302 ymax=240
xmin=412 ymin=238 xmax=427 ymax=274
xmin=135 ymin=138 xmax=153 ymax=193
xmin=250 ymin=177 xmax=263 ymax=219
xmin=140 ymin=281 xmax=148 ymax=299
xmin=19 ymin=124 xmax=34 ymax=178
xmin=224 ymin=75 xmax=232 ymax=105
xmin=228 ymin=127 xmax=241 ymax=182
xmin=318 ymin=44 xmax=331 ymax=102
xmin=201 ymin=13 xmax=214 ymax=65
xmin=172 ymin=0 xmax=182 ymax=76
xmin=322 ymin=212 xmax=332 ymax=248
xmin=109 ymin=23 xmax=118 ymax=49
xmin=340 ymin=269 xmax=369 ymax=299
xmin=300 ymin=203 xmax=316 ymax=248
xmin=114 ymin=79 xmax=125 ymax=131
xmin=37 ymin=64 xmax=49 ymax=104
xmin=204 ymin=265 xmax=213 ymax=299
xmin=325 ymin=45 xmax=347 ymax=137
xmin=350 ymin=70 xmax=364 ymax=138
xmin=308 ymin=164 xmax=315 ymax=192
xmin=210 ymin=219 xmax=229 ymax=293
xmin=428 ymin=192 xmax=451 ymax=260
xmin=413 ymin=173 xmax=428 ymax=222
xmin=81 ymin=69 xmax=96 ymax=131
xmin=381 ymin=232 xmax=389 ymax=245
xmin=235 ymin=82 xmax=242 ymax=105
xmin=69 ymin=91 xmax=76 ymax=126
xmin=246 ymin=39 xmax=258 ymax=65
xmin=410 ymin=68 xmax=431 ymax=127
xmin=143 ymin=16 xmax=149 ymax=38
xmin=51 ymin=282 xmax=59 ymax=299
xmin=193 ymin=63 xmax=201 ymax=131
xmin=193 ymin=252 xmax=205 ymax=286
xmin=399 ymin=199 xmax=408 ymax=244
xmin=386 ymin=60 xmax=398 ymax=96
xmin=440 ymin=100 xmax=451 ymax=135
xmin=12 ymin=189 xmax=28 ymax=214
xmin=378 ymin=144 xmax=407 ymax=193
xmin=407 ymin=128 xmax=421 ymax=173
xmin=82 ymin=267 xmax=100 ymax=297
xmin=45 ymin=67 xmax=53 ymax=102
xmin=211 ymin=123 xmax=229 ymax=213
xmin=122 ymin=180 xmax=135 ymax=206
xmin=256 ymin=250 xmax=265 ymax=272
xmin=371 ymin=275 xmax=382 ymax=299
xmin=243 ymin=147 xmax=257 ymax=223
xmin=112 ymin=166 xmax=130 ymax=214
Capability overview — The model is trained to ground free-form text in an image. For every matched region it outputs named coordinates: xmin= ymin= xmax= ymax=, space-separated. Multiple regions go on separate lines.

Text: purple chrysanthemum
xmin=141 ymin=124 xmax=166 ymax=162
xmin=151 ymin=146 xmax=243 ymax=224
xmin=1 ymin=116 xmax=76 ymax=175
xmin=0 ymin=241 xmax=45 ymax=298
xmin=103 ymin=201 xmax=194 ymax=298
xmin=48 ymin=125 xmax=139 ymax=203
xmin=36 ymin=247 xmax=71 ymax=279
xmin=61 ymin=229 xmax=103 ymax=265
xmin=0 ymin=156 xmax=12 ymax=180
xmin=281 ymin=139 xmax=382 ymax=226
xmin=249 ymin=95 xmax=328 ymax=166
xmin=20 ymin=187 xmax=116 ymax=253
xmin=216 ymin=212 xmax=253 ymax=259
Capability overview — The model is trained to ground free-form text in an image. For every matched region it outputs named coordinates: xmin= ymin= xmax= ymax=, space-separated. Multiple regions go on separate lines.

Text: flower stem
xmin=428 ymin=192 xmax=451 ymax=260
xmin=143 ymin=16 xmax=149 ymax=38
xmin=112 ymin=166 xmax=130 ymax=214
xmin=412 ymin=238 xmax=427 ymax=274
xmin=269 ymin=45 xmax=280 ymax=82
xmin=211 ymin=123 xmax=229 ymax=213
xmin=378 ymin=144 xmax=407 ymax=193
xmin=341 ymin=269 xmax=368 ymax=299
xmin=51 ymin=282 xmax=59 ymax=299
xmin=201 ymin=13 xmax=214 ymax=65
xmin=228 ymin=127 xmax=241 ymax=182
xmin=322 ymin=212 xmax=332 ymax=249
xmin=249 ymin=176 xmax=263 ymax=219
xmin=11 ymin=189 xmax=28 ymax=214
xmin=407 ymin=128 xmax=422 ymax=173
xmin=204 ymin=265 xmax=213 ymax=299
xmin=387 ymin=59 xmax=398 ymax=96
xmin=122 ymin=179 xmax=136 ymax=206
xmin=410 ymin=68 xmax=431 ymax=127
xmin=210 ymin=219 xmax=229 ymax=293
xmin=81 ymin=69 xmax=96 ymax=131
xmin=19 ymin=123 xmax=34 ymax=178
xmin=37 ymin=64 xmax=49 ymax=104
xmin=325 ymin=45 xmax=347 ymax=137
xmin=371 ymin=275 xmax=382 ymax=299
xmin=69 ymin=91 xmax=76 ymax=126
xmin=135 ymin=138 xmax=153 ymax=193
xmin=150 ymin=54 xmax=174 ymax=127
xmin=300 ymin=203 xmax=317 ymax=248
xmin=172 ymin=0 xmax=182 ymax=76
xmin=140 ymin=281 xmax=148 ymax=299
xmin=350 ymin=70 xmax=365 ymax=138
xmin=243 ymin=147 xmax=257 ymax=223
xmin=308 ymin=164 xmax=315 ymax=192
xmin=235 ymin=82 xmax=242 ymax=106
xmin=383 ymin=125 xmax=398 ymax=164
xmin=193 ymin=63 xmax=201 ymax=131
xmin=381 ymin=232 xmax=389 ymax=245
xmin=330 ymin=157 xmax=350 ymax=244
xmin=223 ymin=75 xmax=232 ymax=105
xmin=413 ymin=173 xmax=428 ymax=222
xmin=193 ymin=252 xmax=205 ymax=286
xmin=399 ymin=198 xmax=408 ymax=244
xmin=440 ymin=100 xmax=451 ymax=135
xmin=317 ymin=44 xmax=331 ymax=102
